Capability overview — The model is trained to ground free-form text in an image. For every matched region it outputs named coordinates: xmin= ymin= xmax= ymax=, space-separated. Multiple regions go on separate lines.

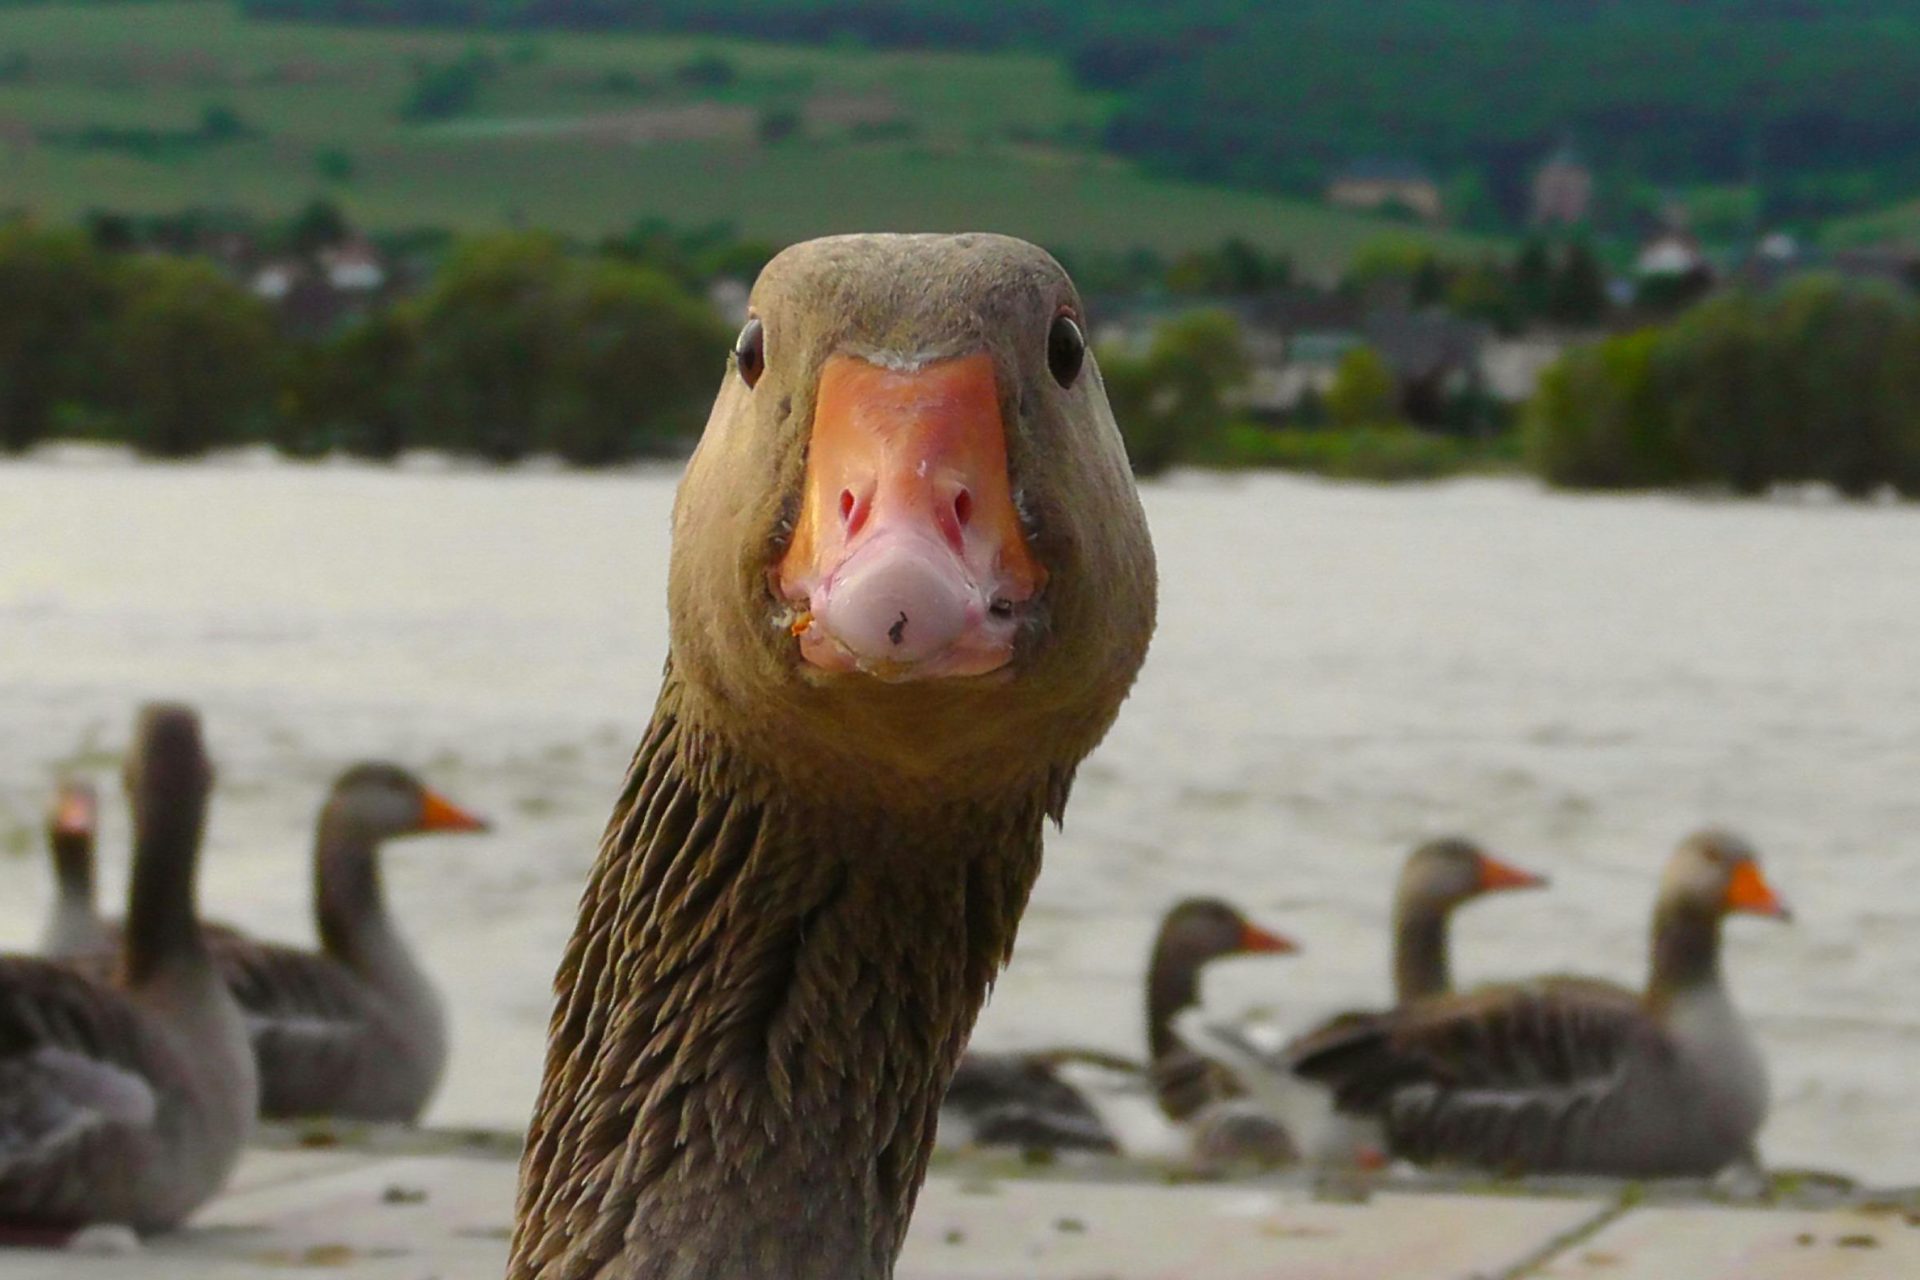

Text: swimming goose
xmin=39 ymin=779 xmax=109 ymax=959
xmin=941 ymin=898 xmax=1295 ymax=1155
xmin=508 ymin=233 xmax=1157 ymax=1280
xmin=1291 ymin=830 xmax=1789 ymax=1178
xmin=47 ymin=764 xmax=488 ymax=1124
xmin=0 ymin=704 xmax=256 ymax=1234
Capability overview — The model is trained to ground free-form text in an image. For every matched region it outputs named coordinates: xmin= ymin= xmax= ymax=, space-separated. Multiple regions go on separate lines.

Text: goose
xmin=1290 ymin=830 xmax=1790 ymax=1178
xmin=0 ymin=704 xmax=256 ymax=1235
xmin=1174 ymin=838 xmax=1545 ymax=1164
xmin=39 ymin=779 xmax=109 ymax=958
xmin=47 ymin=764 xmax=489 ymax=1124
xmin=941 ymin=897 xmax=1296 ymax=1155
xmin=508 ymin=233 xmax=1157 ymax=1280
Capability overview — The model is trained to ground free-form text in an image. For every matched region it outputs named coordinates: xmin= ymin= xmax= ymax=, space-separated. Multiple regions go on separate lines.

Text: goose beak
xmin=775 ymin=352 xmax=1046 ymax=682
xmin=418 ymin=789 xmax=490 ymax=834
xmin=1237 ymin=921 xmax=1299 ymax=955
xmin=1725 ymin=860 xmax=1792 ymax=921
xmin=1476 ymin=853 xmax=1548 ymax=894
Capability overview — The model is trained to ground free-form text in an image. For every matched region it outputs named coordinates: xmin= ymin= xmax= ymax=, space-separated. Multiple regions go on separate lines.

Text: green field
xmin=0 ymin=1 xmax=1496 ymax=271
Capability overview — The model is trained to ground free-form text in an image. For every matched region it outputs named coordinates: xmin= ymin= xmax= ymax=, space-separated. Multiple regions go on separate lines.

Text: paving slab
xmin=1529 ymin=1203 xmax=1920 ymax=1280
xmin=900 ymin=1179 xmax=1603 ymax=1280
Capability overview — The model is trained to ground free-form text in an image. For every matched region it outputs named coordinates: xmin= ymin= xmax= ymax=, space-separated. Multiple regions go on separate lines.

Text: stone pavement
xmin=7 ymin=1130 xmax=1918 ymax=1279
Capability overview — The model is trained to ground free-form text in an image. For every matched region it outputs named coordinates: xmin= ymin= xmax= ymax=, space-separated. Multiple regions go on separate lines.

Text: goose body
xmin=510 ymin=233 xmax=1156 ymax=1280
xmin=941 ymin=899 xmax=1295 ymax=1157
xmin=0 ymin=705 xmax=256 ymax=1233
xmin=47 ymin=764 xmax=487 ymax=1123
xmin=1177 ymin=839 xmax=1545 ymax=1165
xmin=1292 ymin=830 xmax=1788 ymax=1178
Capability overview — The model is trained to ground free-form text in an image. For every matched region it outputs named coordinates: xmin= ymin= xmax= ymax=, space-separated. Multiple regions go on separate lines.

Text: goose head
xmin=666 ymin=232 xmax=1156 ymax=808
xmin=319 ymin=763 xmax=490 ymax=845
xmin=1397 ymin=836 xmax=1547 ymax=915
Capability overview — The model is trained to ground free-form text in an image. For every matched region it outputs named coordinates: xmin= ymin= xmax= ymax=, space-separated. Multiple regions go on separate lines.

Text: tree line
xmin=1528 ymin=276 xmax=1920 ymax=497
xmin=0 ymin=224 xmax=730 ymax=462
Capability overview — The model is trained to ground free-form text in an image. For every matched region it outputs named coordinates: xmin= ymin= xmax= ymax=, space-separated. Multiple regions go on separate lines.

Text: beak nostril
xmin=952 ymin=488 xmax=973 ymax=528
xmin=839 ymin=489 xmax=856 ymax=524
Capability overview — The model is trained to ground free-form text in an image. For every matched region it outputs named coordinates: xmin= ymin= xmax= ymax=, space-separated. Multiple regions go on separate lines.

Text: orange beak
xmin=51 ymin=784 xmax=96 ymax=838
xmin=1236 ymin=920 xmax=1300 ymax=955
xmin=417 ymin=789 xmax=489 ymax=834
xmin=774 ymin=353 xmax=1045 ymax=681
xmin=1724 ymin=860 xmax=1791 ymax=921
xmin=1476 ymin=853 xmax=1548 ymax=894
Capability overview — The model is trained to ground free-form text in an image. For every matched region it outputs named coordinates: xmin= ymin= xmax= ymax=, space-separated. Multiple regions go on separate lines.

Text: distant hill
xmin=238 ymin=0 xmax=1920 ymax=233
xmin=0 ymin=1 xmax=1493 ymax=272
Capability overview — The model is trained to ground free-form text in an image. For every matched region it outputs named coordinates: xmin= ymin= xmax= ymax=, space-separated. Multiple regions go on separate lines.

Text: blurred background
xmin=4 ymin=0 xmax=1920 ymax=1191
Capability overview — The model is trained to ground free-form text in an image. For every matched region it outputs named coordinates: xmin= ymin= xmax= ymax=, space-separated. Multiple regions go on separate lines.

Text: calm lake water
xmin=4 ymin=455 xmax=1917 ymax=1183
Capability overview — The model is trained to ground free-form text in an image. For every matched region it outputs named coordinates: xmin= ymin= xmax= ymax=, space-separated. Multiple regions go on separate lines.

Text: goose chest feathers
xmin=509 ymin=233 xmax=1157 ymax=1280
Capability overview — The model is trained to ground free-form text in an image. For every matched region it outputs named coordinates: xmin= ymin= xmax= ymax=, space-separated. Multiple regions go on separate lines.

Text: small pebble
xmin=1054 ymin=1216 xmax=1086 ymax=1234
xmin=1836 ymin=1233 xmax=1880 ymax=1249
xmin=1795 ymin=1233 xmax=1815 ymax=1246
xmin=943 ymin=1228 xmax=965 ymax=1246
xmin=383 ymin=1184 xmax=429 ymax=1205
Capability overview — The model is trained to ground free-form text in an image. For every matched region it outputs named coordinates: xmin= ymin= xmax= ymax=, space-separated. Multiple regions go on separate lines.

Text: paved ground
xmin=12 ymin=1132 xmax=1920 ymax=1279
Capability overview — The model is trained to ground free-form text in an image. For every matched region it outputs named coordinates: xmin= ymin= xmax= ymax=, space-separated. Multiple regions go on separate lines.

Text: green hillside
xmin=0 ymin=2 xmax=1493 ymax=271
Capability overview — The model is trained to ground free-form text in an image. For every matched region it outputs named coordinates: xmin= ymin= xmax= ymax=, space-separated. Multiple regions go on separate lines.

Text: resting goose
xmin=48 ymin=764 xmax=488 ymax=1123
xmin=1172 ymin=839 xmax=1544 ymax=1166
xmin=942 ymin=897 xmax=1295 ymax=1155
xmin=509 ymin=233 xmax=1156 ymax=1280
xmin=39 ymin=779 xmax=109 ymax=959
xmin=0 ymin=704 xmax=255 ymax=1234
xmin=1291 ymin=830 xmax=1789 ymax=1178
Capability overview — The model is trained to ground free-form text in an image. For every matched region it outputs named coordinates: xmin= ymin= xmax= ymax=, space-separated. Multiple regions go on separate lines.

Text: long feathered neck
xmin=50 ymin=829 xmax=97 ymax=906
xmin=1144 ymin=935 xmax=1208 ymax=1065
xmin=510 ymin=676 xmax=1049 ymax=1280
xmin=1392 ymin=892 xmax=1452 ymax=1004
xmin=1647 ymin=897 xmax=1723 ymax=1009
xmin=122 ymin=777 xmax=210 ymax=986
xmin=314 ymin=803 xmax=392 ymax=965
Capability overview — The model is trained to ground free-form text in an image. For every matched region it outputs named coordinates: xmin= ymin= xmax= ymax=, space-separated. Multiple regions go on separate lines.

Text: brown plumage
xmin=508 ymin=233 xmax=1156 ymax=1280
xmin=1291 ymin=830 xmax=1790 ymax=1178
xmin=49 ymin=764 xmax=489 ymax=1124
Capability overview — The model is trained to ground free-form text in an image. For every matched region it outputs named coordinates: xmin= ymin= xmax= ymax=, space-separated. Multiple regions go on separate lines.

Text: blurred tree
xmin=110 ymin=257 xmax=279 ymax=457
xmin=0 ymin=226 xmax=115 ymax=452
xmin=1514 ymin=239 xmax=1553 ymax=316
xmin=290 ymin=198 xmax=351 ymax=256
xmin=1326 ymin=345 xmax=1398 ymax=426
xmin=1101 ymin=308 xmax=1249 ymax=476
xmin=1548 ymin=242 xmax=1608 ymax=326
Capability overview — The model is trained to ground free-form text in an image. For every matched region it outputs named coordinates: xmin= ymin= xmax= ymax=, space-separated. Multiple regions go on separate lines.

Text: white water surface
xmin=3 ymin=456 xmax=1916 ymax=1182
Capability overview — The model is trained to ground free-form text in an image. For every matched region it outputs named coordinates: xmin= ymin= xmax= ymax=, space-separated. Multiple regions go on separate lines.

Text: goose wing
xmin=210 ymin=940 xmax=382 ymax=1112
xmin=0 ymin=959 xmax=166 ymax=1178
xmin=1289 ymin=978 xmax=1666 ymax=1172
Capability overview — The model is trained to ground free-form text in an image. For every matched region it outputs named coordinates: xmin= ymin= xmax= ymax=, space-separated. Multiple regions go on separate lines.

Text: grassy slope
xmin=0 ymin=1 xmax=1496 ymax=270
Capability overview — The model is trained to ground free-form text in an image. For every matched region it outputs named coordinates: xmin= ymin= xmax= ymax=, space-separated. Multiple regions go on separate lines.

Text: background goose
xmin=1175 ymin=838 xmax=1545 ymax=1166
xmin=1291 ymin=829 xmax=1790 ymax=1178
xmin=0 ymin=704 xmax=256 ymax=1235
xmin=48 ymin=763 xmax=488 ymax=1123
xmin=941 ymin=897 xmax=1295 ymax=1157
xmin=39 ymin=779 xmax=107 ymax=959
xmin=508 ymin=232 xmax=1157 ymax=1280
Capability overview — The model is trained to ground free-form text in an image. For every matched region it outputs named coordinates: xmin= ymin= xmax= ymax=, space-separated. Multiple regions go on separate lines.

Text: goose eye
xmin=734 ymin=317 xmax=765 ymax=389
xmin=1047 ymin=311 xmax=1085 ymax=389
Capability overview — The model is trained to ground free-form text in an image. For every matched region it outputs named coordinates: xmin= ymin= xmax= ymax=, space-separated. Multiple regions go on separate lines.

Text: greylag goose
xmin=1172 ymin=839 xmax=1544 ymax=1164
xmin=509 ymin=233 xmax=1157 ymax=1280
xmin=941 ymin=898 xmax=1295 ymax=1155
xmin=0 ymin=704 xmax=256 ymax=1234
xmin=48 ymin=764 xmax=488 ymax=1123
xmin=1291 ymin=830 xmax=1789 ymax=1178
xmin=39 ymin=779 xmax=109 ymax=958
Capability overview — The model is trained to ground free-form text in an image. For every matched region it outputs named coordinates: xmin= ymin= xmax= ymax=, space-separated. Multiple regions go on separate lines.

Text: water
xmin=4 ymin=454 xmax=1917 ymax=1183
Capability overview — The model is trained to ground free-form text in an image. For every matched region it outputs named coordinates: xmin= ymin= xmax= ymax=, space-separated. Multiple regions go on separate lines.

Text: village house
xmin=1325 ymin=158 xmax=1445 ymax=223
xmin=1530 ymin=143 xmax=1594 ymax=227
